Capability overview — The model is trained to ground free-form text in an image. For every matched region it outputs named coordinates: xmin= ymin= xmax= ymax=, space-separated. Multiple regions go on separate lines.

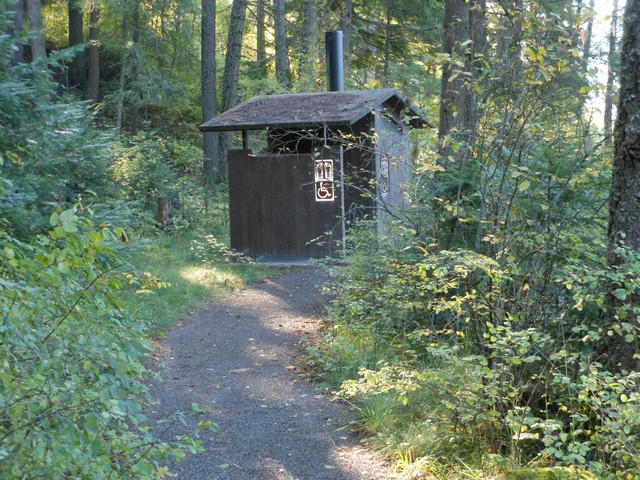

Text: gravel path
xmin=148 ymin=267 xmax=397 ymax=480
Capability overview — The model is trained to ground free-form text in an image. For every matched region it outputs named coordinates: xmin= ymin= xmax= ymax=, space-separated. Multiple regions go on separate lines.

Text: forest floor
xmin=148 ymin=267 xmax=398 ymax=480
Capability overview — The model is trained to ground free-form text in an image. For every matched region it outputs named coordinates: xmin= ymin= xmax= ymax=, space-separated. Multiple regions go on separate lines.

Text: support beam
xmin=242 ymin=130 xmax=249 ymax=150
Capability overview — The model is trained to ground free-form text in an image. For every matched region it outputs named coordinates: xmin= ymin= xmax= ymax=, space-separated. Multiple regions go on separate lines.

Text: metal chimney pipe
xmin=325 ymin=30 xmax=344 ymax=92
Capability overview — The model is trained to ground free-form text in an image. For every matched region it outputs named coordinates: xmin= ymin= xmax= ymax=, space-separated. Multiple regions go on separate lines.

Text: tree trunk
xmin=273 ymin=0 xmax=290 ymax=89
xmin=300 ymin=0 xmax=318 ymax=89
xmin=116 ymin=12 xmax=129 ymax=133
xmin=10 ymin=0 xmax=25 ymax=65
xmin=438 ymin=0 xmax=486 ymax=248
xmin=202 ymin=0 xmax=220 ymax=185
xmin=607 ymin=0 xmax=640 ymax=371
xmin=221 ymin=0 xmax=248 ymax=112
xmin=495 ymin=0 xmax=523 ymax=75
xmin=382 ymin=0 xmax=393 ymax=87
xmin=468 ymin=0 xmax=486 ymax=132
xmin=604 ymin=0 xmax=619 ymax=147
xmin=256 ymin=0 xmax=267 ymax=74
xmin=157 ymin=196 xmax=171 ymax=226
xmin=68 ymin=0 xmax=86 ymax=90
xmin=88 ymin=2 xmax=100 ymax=104
xmin=26 ymin=0 xmax=46 ymax=61
xmin=130 ymin=1 xmax=142 ymax=129
xmin=218 ymin=0 xmax=249 ymax=181
xmin=438 ymin=0 xmax=471 ymax=138
xmin=581 ymin=0 xmax=595 ymax=71
xmin=340 ymin=0 xmax=353 ymax=75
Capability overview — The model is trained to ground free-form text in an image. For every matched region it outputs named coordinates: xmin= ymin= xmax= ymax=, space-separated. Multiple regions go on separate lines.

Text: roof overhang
xmin=199 ymin=89 xmax=428 ymax=133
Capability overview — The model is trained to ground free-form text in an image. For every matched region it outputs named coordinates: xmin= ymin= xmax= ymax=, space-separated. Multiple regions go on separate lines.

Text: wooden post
xmin=242 ymin=129 xmax=249 ymax=150
xmin=157 ymin=196 xmax=171 ymax=226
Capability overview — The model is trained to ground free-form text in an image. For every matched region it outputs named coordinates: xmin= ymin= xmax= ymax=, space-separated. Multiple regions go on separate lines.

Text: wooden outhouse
xmin=199 ymin=88 xmax=426 ymax=261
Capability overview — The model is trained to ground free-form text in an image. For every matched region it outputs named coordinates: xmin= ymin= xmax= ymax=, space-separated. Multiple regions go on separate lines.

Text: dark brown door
xmin=228 ymin=151 xmax=342 ymax=258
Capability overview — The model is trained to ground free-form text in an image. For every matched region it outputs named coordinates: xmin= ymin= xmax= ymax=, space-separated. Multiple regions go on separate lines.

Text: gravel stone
xmin=148 ymin=267 xmax=398 ymax=479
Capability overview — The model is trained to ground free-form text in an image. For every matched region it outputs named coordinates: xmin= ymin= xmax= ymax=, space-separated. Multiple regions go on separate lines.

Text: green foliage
xmin=316 ymin=231 xmax=640 ymax=478
xmin=428 ymin=1 xmax=607 ymax=259
xmin=110 ymin=132 xmax=214 ymax=233
xmin=506 ymin=467 xmax=599 ymax=480
xmin=0 ymin=17 xmax=222 ymax=476
xmin=80 ymin=0 xmax=203 ymax=133
xmin=0 ymin=206 xmax=213 ymax=478
xmin=0 ymin=47 xmax=114 ymax=237
xmin=113 ymin=132 xmax=203 ymax=204
xmin=191 ymin=232 xmax=253 ymax=265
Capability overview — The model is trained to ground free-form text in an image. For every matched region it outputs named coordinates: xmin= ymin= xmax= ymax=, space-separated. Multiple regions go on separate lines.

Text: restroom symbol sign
xmin=314 ymin=160 xmax=335 ymax=202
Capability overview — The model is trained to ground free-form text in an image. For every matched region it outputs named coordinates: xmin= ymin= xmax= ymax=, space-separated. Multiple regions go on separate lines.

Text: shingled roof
xmin=199 ymin=88 xmax=426 ymax=132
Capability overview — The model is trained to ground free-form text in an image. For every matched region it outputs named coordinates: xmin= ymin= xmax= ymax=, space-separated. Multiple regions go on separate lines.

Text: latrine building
xmin=199 ymin=88 xmax=425 ymax=261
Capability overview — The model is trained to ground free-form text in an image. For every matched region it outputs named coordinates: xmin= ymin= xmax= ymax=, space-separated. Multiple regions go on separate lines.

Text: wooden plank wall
xmin=376 ymin=116 xmax=411 ymax=212
xmin=228 ymin=150 xmax=342 ymax=258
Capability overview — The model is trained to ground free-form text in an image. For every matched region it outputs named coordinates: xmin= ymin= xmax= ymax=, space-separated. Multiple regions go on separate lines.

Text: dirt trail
xmin=148 ymin=267 xmax=397 ymax=480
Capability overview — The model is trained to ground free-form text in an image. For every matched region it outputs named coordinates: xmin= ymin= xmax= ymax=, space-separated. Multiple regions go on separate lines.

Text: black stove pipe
xmin=325 ymin=30 xmax=344 ymax=92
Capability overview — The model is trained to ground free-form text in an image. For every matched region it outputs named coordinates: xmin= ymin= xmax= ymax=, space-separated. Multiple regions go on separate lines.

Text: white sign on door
xmin=314 ymin=159 xmax=335 ymax=202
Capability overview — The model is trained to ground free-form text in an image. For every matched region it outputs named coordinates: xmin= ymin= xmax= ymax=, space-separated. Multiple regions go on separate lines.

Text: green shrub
xmin=111 ymin=132 xmax=212 ymax=233
xmin=112 ymin=132 xmax=202 ymax=205
xmin=319 ymin=241 xmax=640 ymax=478
xmin=0 ymin=205 xmax=211 ymax=478
xmin=0 ymin=63 xmax=115 ymax=237
xmin=505 ymin=467 xmax=599 ymax=480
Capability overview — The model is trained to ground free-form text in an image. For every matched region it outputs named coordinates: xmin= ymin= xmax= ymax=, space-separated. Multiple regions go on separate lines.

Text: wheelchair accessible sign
xmin=314 ymin=159 xmax=335 ymax=202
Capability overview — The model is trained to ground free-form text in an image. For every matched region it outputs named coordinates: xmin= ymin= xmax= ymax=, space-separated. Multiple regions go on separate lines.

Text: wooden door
xmin=228 ymin=151 xmax=342 ymax=258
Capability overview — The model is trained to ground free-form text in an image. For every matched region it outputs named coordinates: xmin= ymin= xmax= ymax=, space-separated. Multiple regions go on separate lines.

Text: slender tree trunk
xmin=581 ymin=0 xmax=595 ymax=71
xmin=10 ymin=0 xmax=25 ymax=65
xmin=202 ymin=0 xmax=220 ymax=185
xmin=26 ymin=0 xmax=46 ymax=61
xmin=273 ymin=0 xmax=290 ymax=88
xmin=301 ymin=0 xmax=318 ymax=89
xmin=116 ymin=12 xmax=129 ymax=133
xmin=68 ymin=0 xmax=86 ymax=90
xmin=607 ymin=0 xmax=640 ymax=371
xmin=256 ymin=0 xmax=267 ymax=74
xmin=382 ymin=0 xmax=393 ymax=87
xmin=572 ymin=0 xmax=596 ymax=118
xmin=130 ymin=1 xmax=142 ymax=129
xmin=437 ymin=0 xmax=486 ymax=248
xmin=470 ymin=0 xmax=488 ymax=251
xmin=340 ymin=0 xmax=353 ymax=75
xmin=604 ymin=0 xmax=619 ymax=146
xmin=495 ymin=0 xmax=523 ymax=74
xmin=88 ymin=2 xmax=100 ymax=104
xmin=218 ymin=0 xmax=249 ymax=181
xmin=438 ymin=0 xmax=485 ymax=138
xmin=438 ymin=0 xmax=471 ymax=247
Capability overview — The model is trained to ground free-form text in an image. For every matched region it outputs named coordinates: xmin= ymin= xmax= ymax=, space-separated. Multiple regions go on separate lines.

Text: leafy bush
xmin=0 ymin=70 xmax=115 ymax=237
xmin=0 ymin=204 xmax=211 ymax=478
xmin=318 ymin=240 xmax=640 ymax=478
xmin=112 ymin=132 xmax=203 ymax=204
xmin=111 ymin=132 xmax=213 ymax=233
